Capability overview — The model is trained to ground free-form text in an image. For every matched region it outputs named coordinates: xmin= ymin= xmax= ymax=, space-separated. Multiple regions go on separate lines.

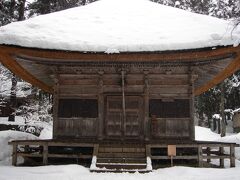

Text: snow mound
xmin=195 ymin=126 xmax=221 ymax=141
xmin=0 ymin=130 xmax=37 ymax=165
xmin=0 ymin=0 xmax=239 ymax=52
xmin=195 ymin=126 xmax=240 ymax=160
xmin=195 ymin=126 xmax=240 ymax=144
xmin=39 ymin=124 xmax=52 ymax=139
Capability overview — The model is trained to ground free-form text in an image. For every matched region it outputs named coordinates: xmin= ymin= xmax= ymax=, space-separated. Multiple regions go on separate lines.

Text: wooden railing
xmin=147 ymin=142 xmax=238 ymax=168
xmin=8 ymin=140 xmax=239 ymax=168
xmin=9 ymin=140 xmax=96 ymax=166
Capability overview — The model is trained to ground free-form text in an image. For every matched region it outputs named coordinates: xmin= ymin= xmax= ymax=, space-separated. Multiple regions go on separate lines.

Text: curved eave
xmin=0 ymin=45 xmax=240 ymax=95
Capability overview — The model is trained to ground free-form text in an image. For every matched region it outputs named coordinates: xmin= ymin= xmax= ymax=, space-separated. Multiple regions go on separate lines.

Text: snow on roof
xmin=233 ymin=108 xmax=240 ymax=114
xmin=0 ymin=0 xmax=239 ymax=53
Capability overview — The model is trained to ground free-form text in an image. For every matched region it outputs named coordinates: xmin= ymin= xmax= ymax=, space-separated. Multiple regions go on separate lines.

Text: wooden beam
xmin=0 ymin=51 xmax=53 ymax=93
xmin=230 ymin=144 xmax=235 ymax=167
xmin=198 ymin=145 xmax=203 ymax=167
xmin=1 ymin=45 xmax=240 ymax=95
xmin=219 ymin=147 xmax=224 ymax=168
xmin=12 ymin=143 xmax=17 ymax=166
xmin=189 ymin=68 xmax=195 ymax=140
xmin=144 ymin=71 xmax=150 ymax=141
xmin=43 ymin=143 xmax=48 ymax=165
xmin=98 ymin=72 xmax=104 ymax=140
xmin=0 ymin=45 xmax=238 ymax=62
xmin=53 ymin=75 xmax=59 ymax=138
xmin=121 ymin=70 xmax=126 ymax=138
xmin=195 ymin=54 xmax=240 ymax=95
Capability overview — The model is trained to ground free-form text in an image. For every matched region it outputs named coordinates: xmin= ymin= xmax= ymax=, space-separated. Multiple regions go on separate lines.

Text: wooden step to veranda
xmin=97 ymin=157 xmax=147 ymax=164
xmin=90 ymin=144 xmax=152 ymax=172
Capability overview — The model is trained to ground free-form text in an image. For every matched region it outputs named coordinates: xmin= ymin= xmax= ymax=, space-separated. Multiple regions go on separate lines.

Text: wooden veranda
xmin=9 ymin=139 xmax=238 ymax=171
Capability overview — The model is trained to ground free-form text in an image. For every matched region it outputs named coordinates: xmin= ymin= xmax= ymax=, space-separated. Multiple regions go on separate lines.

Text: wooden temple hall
xmin=0 ymin=0 xmax=240 ymax=172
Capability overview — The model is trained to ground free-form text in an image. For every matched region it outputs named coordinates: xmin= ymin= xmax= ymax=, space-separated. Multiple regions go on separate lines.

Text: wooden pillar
xmin=12 ymin=143 xmax=17 ymax=166
xmin=219 ymin=147 xmax=224 ymax=168
xmin=230 ymin=144 xmax=235 ymax=167
xmin=121 ymin=70 xmax=126 ymax=138
xmin=144 ymin=71 xmax=149 ymax=141
xmin=98 ymin=71 xmax=104 ymax=140
xmin=198 ymin=145 xmax=203 ymax=167
xmin=146 ymin=144 xmax=151 ymax=157
xmin=93 ymin=144 xmax=99 ymax=156
xmin=206 ymin=147 xmax=211 ymax=163
xmin=52 ymin=73 xmax=59 ymax=139
xmin=189 ymin=68 xmax=195 ymax=140
xmin=43 ymin=143 xmax=48 ymax=165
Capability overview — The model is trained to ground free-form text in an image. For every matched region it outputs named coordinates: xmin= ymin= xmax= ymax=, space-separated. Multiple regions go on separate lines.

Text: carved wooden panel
xmin=125 ymin=97 xmax=143 ymax=137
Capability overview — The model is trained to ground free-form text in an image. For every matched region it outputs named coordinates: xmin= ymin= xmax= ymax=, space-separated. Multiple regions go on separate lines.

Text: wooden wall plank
xmin=57 ymin=118 xmax=97 ymax=137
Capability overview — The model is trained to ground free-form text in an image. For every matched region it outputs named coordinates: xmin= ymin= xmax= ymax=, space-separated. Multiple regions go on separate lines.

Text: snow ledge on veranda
xmin=0 ymin=0 xmax=239 ymax=53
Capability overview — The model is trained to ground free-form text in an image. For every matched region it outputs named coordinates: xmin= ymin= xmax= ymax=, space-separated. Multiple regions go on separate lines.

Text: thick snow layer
xmin=0 ymin=0 xmax=239 ymax=52
xmin=0 ymin=130 xmax=37 ymax=166
xmin=195 ymin=126 xmax=221 ymax=141
xmin=38 ymin=123 xmax=52 ymax=139
xmin=0 ymin=165 xmax=240 ymax=180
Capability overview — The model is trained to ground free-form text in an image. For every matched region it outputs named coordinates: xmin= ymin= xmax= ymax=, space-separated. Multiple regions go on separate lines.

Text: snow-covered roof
xmin=0 ymin=0 xmax=239 ymax=53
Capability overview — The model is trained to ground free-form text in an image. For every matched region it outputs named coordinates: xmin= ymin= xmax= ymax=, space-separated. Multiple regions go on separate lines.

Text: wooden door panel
xmin=125 ymin=112 xmax=140 ymax=137
xmin=106 ymin=111 xmax=122 ymax=136
xmin=105 ymin=96 xmax=143 ymax=139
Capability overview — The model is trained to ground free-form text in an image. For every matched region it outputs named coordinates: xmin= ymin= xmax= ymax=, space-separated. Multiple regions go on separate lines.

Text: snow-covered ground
xmin=0 ymin=125 xmax=240 ymax=179
xmin=0 ymin=164 xmax=240 ymax=180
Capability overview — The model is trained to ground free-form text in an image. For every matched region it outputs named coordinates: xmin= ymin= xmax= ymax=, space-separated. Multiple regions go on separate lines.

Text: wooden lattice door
xmin=105 ymin=96 xmax=143 ymax=139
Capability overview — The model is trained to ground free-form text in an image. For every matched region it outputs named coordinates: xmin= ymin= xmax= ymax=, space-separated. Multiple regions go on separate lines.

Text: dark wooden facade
xmin=1 ymin=45 xmax=240 ymax=169
xmin=1 ymin=45 xmax=240 ymax=143
xmin=52 ymin=64 xmax=196 ymax=141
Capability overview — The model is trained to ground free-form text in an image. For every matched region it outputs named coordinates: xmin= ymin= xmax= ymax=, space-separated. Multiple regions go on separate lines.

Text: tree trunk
xmin=198 ymin=111 xmax=204 ymax=126
xmin=82 ymin=0 xmax=86 ymax=5
xmin=18 ymin=0 xmax=26 ymax=21
xmin=40 ymin=0 xmax=51 ymax=14
xmin=220 ymin=82 xmax=226 ymax=137
xmin=10 ymin=0 xmax=16 ymax=17
xmin=8 ymin=74 xmax=17 ymax=122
